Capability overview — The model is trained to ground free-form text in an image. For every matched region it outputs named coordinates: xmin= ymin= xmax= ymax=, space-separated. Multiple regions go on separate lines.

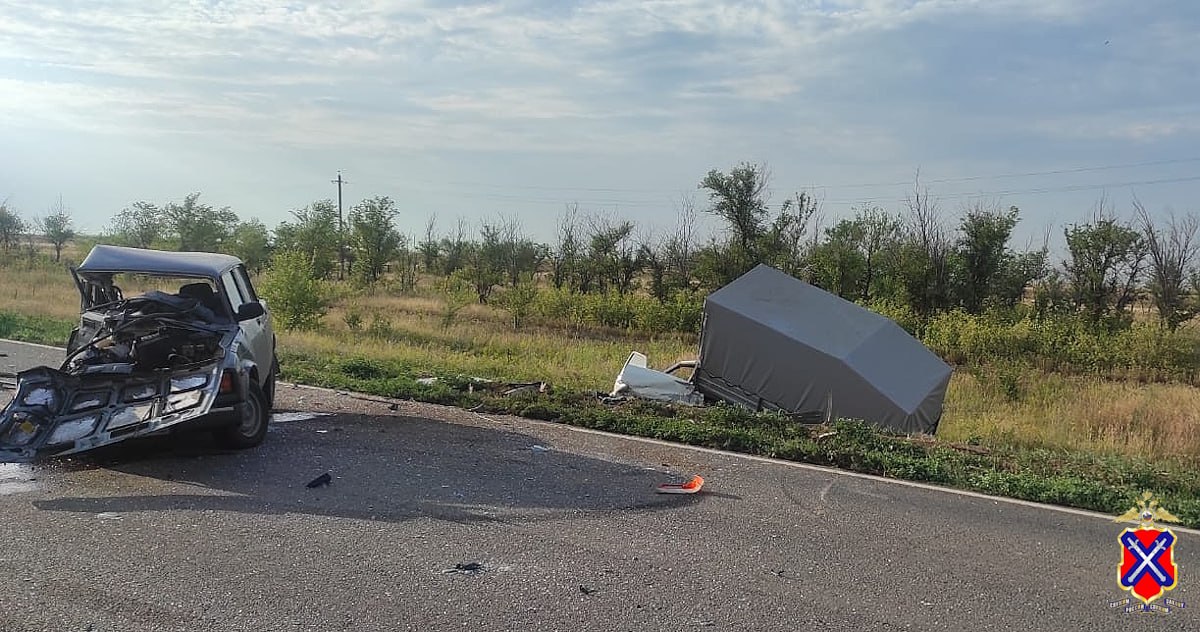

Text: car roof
xmin=77 ymin=245 xmax=242 ymax=278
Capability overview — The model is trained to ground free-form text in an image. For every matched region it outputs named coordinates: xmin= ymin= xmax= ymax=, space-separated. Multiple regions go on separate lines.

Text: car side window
xmin=222 ymin=272 xmax=245 ymax=313
xmin=233 ymin=265 xmax=258 ymax=303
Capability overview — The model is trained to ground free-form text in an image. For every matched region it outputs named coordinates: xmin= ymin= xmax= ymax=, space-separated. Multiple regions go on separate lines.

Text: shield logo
xmin=1118 ymin=527 xmax=1178 ymax=604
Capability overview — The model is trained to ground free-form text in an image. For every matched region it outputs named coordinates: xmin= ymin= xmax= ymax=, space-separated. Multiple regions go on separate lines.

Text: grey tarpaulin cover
xmin=694 ymin=265 xmax=952 ymax=434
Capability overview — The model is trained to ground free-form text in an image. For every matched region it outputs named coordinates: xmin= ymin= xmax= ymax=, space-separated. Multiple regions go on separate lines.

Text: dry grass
xmin=293 ymin=292 xmax=697 ymax=390
xmin=940 ymin=370 xmax=1200 ymax=458
xmin=1 ymin=258 xmax=1197 ymax=458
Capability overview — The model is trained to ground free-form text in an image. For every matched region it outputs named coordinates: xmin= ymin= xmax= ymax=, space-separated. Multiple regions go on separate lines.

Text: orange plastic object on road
xmin=656 ymin=475 xmax=705 ymax=494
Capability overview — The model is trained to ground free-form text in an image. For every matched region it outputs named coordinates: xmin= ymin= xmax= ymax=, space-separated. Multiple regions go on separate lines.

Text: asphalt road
xmin=0 ymin=339 xmax=1194 ymax=631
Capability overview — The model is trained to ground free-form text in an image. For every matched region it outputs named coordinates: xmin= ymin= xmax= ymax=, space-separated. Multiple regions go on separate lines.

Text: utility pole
xmin=332 ymin=171 xmax=348 ymax=280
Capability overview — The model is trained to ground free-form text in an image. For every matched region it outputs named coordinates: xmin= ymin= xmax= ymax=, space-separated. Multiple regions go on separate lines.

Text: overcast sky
xmin=1 ymin=0 xmax=1198 ymax=251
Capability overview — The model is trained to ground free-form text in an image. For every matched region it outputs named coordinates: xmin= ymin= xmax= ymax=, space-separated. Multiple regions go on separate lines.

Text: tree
xmin=227 ymin=219 xmax=271 ymax=273
xmin=854 ymin=205 xmax=901 ymax=303
xmin=258 ymin=250 xmax=328 ymax=330
xmin=164 ymin=192 xmax=238 ymax=252
xmin=37 ymin=196 xmax=76 ymax=261
xmin=699 ymin=162 xmax=771 ymax=276
xmin=467 ymin=222 xmax=505 ymax=303
xmin=107 ymin=201 xmax=163 ymax=248
xmin=809 ymin=219 xmax=866 ymax=300
xmin=897 ymin=173 xmax=953 ymax=315
xmin=550 ymin=205 xmax=581 ymax=290
xmin=759 ymin=191 xmax=820 ymax=278
xmin=348 ymin=196 xmax=401 ymax=285
xmin=273 ymin=200 xmax=340 ymax=279
xmin=500 ymin=274 xmax=540 ymax=330
xmin=419 ymin=215 xmax=440 ymax=272
xmin=956 ymin=202 xmax=1019 ymax=312
xmin=439 ymin=217 xmax=470 ymax=276
xmin=0 ymin=200 xmax=26 ymax=252
xmin=497 ymin=215 xmax=543 ymax=288
xmin=1135 ymin=199 xmax=1200 ymax=330
xmin=664 ymin=195 xmax=700 ymax=293
xmin=583 ymin=215 xmax=639 ymax=294
xmin=1063 ymin=199 xmax=1147 ymax=326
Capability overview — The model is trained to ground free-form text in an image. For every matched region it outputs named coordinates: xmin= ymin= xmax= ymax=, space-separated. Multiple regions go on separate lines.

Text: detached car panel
xmin=0 ymin=245 xmax=276 ymax=462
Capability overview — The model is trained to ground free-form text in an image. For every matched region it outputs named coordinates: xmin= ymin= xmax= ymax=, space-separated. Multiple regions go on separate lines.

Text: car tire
xmin=214 ymin=383 xmax=269 ymax=449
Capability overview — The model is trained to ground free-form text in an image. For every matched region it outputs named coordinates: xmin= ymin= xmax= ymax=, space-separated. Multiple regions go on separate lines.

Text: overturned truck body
xmin=694 ymin=265 xmax=952 ymax=434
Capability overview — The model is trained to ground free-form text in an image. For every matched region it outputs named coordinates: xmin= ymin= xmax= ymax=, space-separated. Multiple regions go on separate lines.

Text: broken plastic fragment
xmin=655 ymin=475 xmax=705 ymax=494
xmin=442 ymin=562 xmax=484 ymax=574
xmin=611 ymin=351 xmax=702 ymax=406
xmin=306 ymin=472 xmax=332 ymax=488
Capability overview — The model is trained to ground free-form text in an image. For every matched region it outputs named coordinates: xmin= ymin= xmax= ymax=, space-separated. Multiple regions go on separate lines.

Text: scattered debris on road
xmin=530 ymin=444 xmax=551 ymax=453
xmin=442 ymin=562 xmax=485 ymax=575
xmin=610 ymin=351 xmax=702 ymax=406
xmin=656 ymin=474 xmax=705 ymax=495
xmin=305 ymin=472 xmax=332 ymax=488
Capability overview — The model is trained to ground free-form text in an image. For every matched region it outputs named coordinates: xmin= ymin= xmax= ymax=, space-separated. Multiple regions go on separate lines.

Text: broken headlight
xmin=107 ymin=404 xmax=153 ymax=430
xmin=70 ymin=391 xmax=110 ymax=412
xmin=122 ymin=383 xmax=158 ymax=402
xmin=22 ymin=387 xmax=57 ymax=407
xmin=47 ymin=415 xmax=101 ymax=444
xmin=166 ymin=390 xmax=203 ymax=412
xmin=2 ymin=411 xmax=44 ymax=446
xmin=170 ymin=374 xmax=208 ymax=393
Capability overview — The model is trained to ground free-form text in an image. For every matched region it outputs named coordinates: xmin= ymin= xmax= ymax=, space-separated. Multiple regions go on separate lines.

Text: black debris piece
xmin=306 ymin=472 xmax=332 ymax=488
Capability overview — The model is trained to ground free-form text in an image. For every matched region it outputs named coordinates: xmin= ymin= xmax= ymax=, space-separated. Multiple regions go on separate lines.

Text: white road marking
xmin=272 ymin=412 xmax=333 ymax=423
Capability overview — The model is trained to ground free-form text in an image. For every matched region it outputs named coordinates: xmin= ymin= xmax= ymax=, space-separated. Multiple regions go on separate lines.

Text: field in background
xmin=2 ymin=253 xmax=1199 ymax=461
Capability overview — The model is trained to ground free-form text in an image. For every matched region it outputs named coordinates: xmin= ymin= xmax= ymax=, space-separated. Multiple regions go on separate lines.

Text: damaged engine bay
xmin=0 ymin=279 xmax=238 ymax=462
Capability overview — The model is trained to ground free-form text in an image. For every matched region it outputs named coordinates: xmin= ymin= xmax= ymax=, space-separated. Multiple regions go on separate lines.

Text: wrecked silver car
xmin=0 ymin=245 xmax=278 ymax=462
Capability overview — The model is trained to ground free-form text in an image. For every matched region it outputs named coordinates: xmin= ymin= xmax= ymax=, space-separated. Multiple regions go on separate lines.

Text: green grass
xmin=0 ymin=312 xmax=73 ymax=347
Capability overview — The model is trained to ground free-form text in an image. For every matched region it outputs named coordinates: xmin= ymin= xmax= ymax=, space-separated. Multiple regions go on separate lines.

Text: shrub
xmin=343 ymin=305 xmax=364 ymax=332
xmin=258 ymin=250 xmax=329 ymax=331
xmin=499 ymin=277 xmax=539 ymax=330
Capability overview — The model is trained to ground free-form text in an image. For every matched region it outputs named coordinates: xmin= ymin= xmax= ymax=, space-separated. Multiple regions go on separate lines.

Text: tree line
xmin=6 ymin=162 xmax=1198 ymax=333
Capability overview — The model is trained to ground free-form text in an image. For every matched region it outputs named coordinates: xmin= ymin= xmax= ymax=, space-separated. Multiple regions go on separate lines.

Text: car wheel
xmin=214 ymin=383 xmax=269 ymax=449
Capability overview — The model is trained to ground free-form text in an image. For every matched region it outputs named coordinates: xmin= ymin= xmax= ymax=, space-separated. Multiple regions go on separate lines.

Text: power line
xmin=398 ymin=171 xmax=1200 ymax=211
xmin=814 ymin=174 xmax=1200 ymax=206
xmin=406 ymin=156 xmax=1200 ymax=197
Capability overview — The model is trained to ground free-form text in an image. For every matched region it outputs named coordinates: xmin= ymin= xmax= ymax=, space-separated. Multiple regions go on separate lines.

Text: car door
xmin=232 ymin=265 xmax=274 ymax=366
xmin=220 ymin=267 xmax=272 ymax=378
